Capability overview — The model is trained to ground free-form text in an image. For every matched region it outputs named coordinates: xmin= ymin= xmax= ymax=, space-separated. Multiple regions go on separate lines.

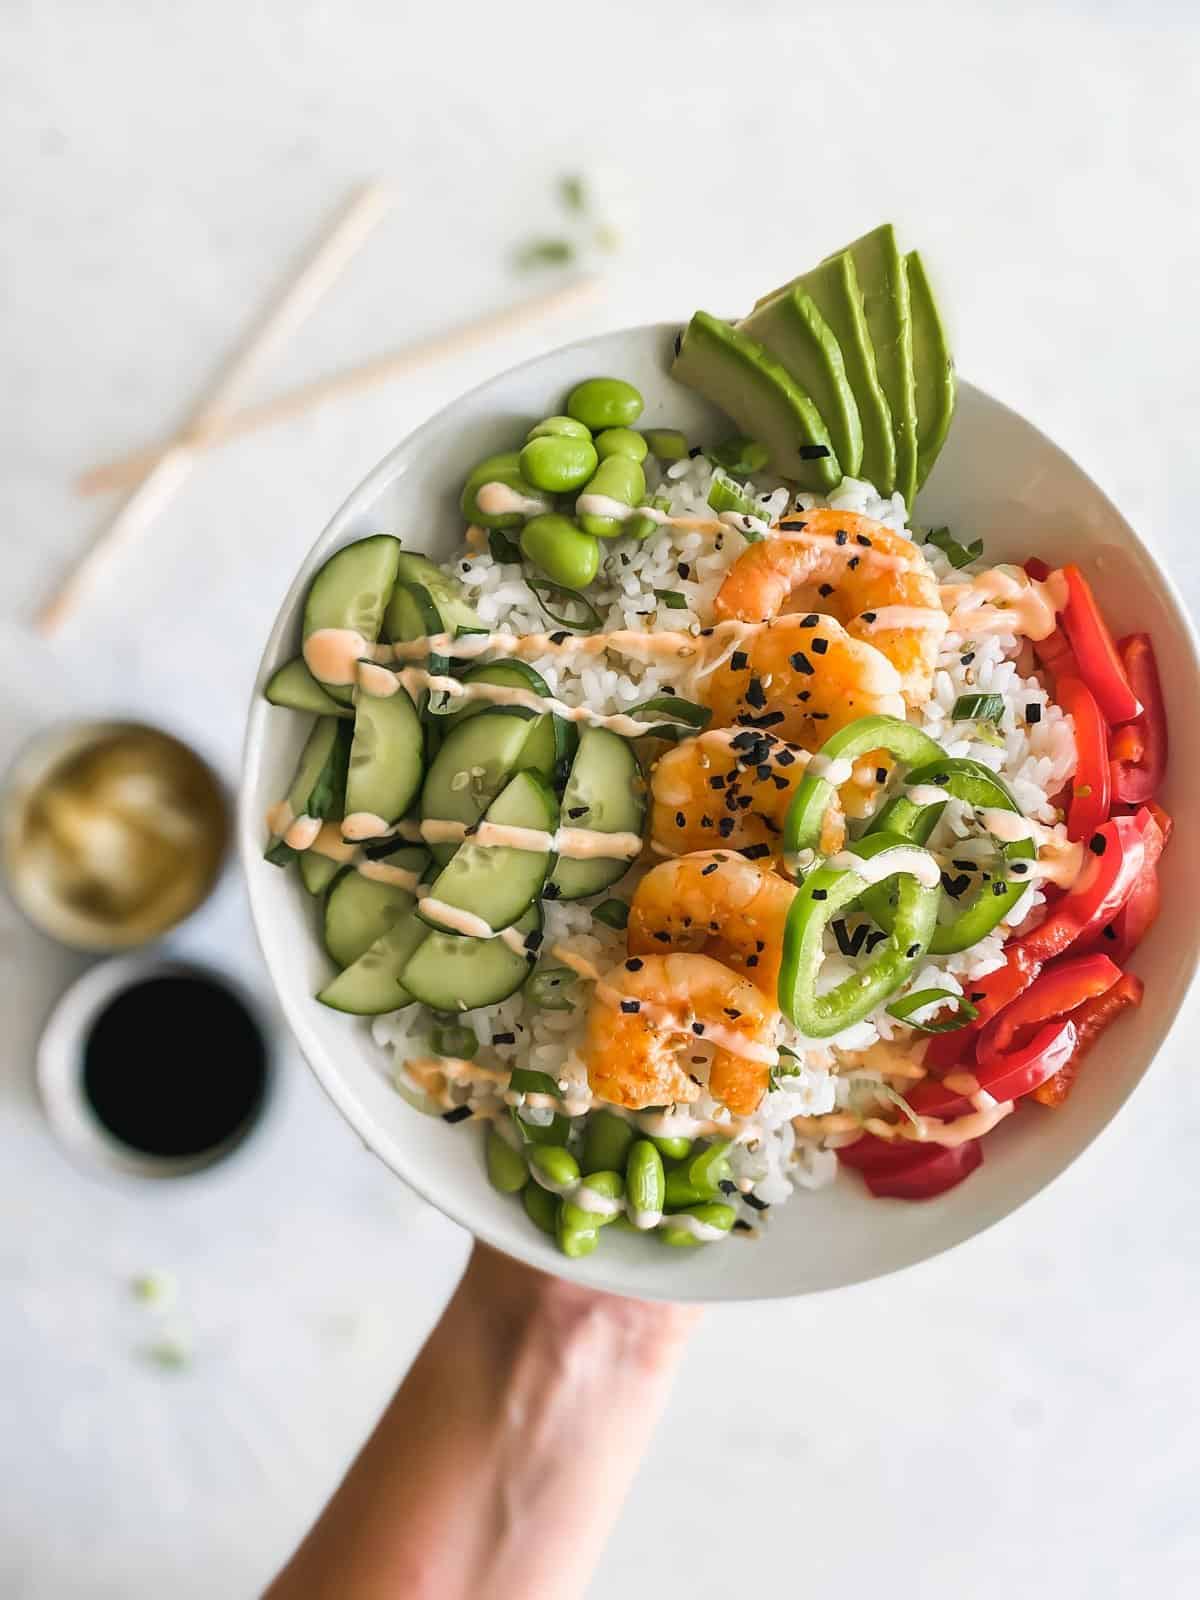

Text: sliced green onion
xmin=515 ymin=237 xmax=574 ymax=270
xmin=527 ymin=968 xmax=577 ymax=1011
xmin=509 ymin=1066 xmax=563 ymax=1097
xmin=926 ymin=527 xmax=983 ymax=569
xmin=626 ymin=694 xmax=712 ymax=738
xmin=559 ymin=174 xmax=586 ymax=212
xmin=768 ymin=1047 xmax=804 ymax=1091
xmin=509 ymin=1106 xmax=572 ymax=1145
xmin=885 ymin=988 xmax=980 ymax=1033
xmin=711 ymin=436 xmax=769 ymax=475
xmin=592 ymin=898 xmax=630 ymax=930
xmin=952 ymin=693 xmax=1005 ymax=724
xmin=431 ymin=1021 xmax=478 ymax=1058
xmin=707 ymin=471 xmax=769 ymax=536
xmin=970 ymin=724 xmax=1007 ymax=749
xmin=528 ymin=578 xmax=603 ymax=632
xmin=651 ymin=494 xmax=674 ymax=513
xmin=654 ymin=589 xmax=688 ymax=610
xmin=488 ymin=528 xmax=522 ymax=564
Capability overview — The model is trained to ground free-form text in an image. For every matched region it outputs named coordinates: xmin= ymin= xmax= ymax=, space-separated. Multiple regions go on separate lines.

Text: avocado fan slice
xmin=905 ymin=249 xmax=955 ymax=493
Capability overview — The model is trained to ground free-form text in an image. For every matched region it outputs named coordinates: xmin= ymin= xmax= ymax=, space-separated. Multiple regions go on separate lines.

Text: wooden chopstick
xmin=74 ymin=275 xmax=603 ymax=497
xmin=37 ymin=181 xmax=395 ymax=634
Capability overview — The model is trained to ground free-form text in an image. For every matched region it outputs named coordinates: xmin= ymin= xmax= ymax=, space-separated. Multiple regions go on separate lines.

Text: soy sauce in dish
xmin=82 ymin=974 xmax=267 ymax=1159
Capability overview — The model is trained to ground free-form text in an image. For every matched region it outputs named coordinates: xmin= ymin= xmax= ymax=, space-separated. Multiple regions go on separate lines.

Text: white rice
xmin=371 ymin=455 xmax=1077 ymax=1229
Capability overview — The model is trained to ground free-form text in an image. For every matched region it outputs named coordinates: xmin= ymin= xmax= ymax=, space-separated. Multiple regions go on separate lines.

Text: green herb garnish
xmin=927 ymin=527 xmax=983 ymax=569
xmin=885 ymin=988 xmax=980 ymax=1033
xmin=951 ymin=693 xmax=1005 ymax=724
xmin=592 ymin=898 xmax=630 ymax=930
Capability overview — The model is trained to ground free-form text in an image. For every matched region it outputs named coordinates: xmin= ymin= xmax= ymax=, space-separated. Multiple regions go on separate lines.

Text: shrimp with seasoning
xmin=713 ymin=508 xmax=944 ymax=705
xmin=649 ymin=727 xmax=846 ymax=860
xmin=628 ymin=849 xmax=795 ymax=1004
xmin=702 ymin=613 xmax=905 ymax=749
xmin=584 ymin=951 xmax=777 ymax=1116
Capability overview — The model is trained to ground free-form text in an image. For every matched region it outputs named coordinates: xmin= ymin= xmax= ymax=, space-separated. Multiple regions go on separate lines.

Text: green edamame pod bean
xmin=486 ymin=1127 xmax=529 ymax=1194
xmin=581 ymin=1110 xmax=635 ymax=1175
xmin=557 ymin=1206 xmax=600 ymax=1258
xmin=519 ymin=433 xmax=598 ymax=494
xmin=523 ymin=1180 xmax=559 ymax=1237
xmin=625 ymin=1139 xmax=665 ymax=1228
xmin=594 ymin=427 xmax=648 ymax=464
xmin=643 ymin=428 xmax=689 ymax=462
xmin=528 ymin=1143 xmax=581 ymax=1195
xmin=566 ymin=377 xmax=644 ymax=431
xmin=623 ymin=513 xmax=659 ymax=541
xmin=663 ymin=1168 xmax=711 ymax=1210
xmin=711 ymin=436 xmax=769 ymax=475
xmin=687 ymin=1138 xmax=733 ymax=1194
xmin=460 ymin=452 xmax=548 ymax=529
xmin=527 ymin=415 xmax=592 ymax=442
xmin=577 ymin=455 xmax=647 ymax=538
xmin=649 ymin=1133 xmax=693 ymax=1161
xmin=520 ymin=514 xmax=600 ymax=589
xmin=561 ymin=1170 xmax=624 ymax=1231
xmin=660 ymin=1201 xmax=736 ymax=1249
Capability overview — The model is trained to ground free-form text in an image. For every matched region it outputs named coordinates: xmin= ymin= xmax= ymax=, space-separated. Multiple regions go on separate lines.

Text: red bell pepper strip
xmin=864 ymin=1139 xmax=984 ymax=1200
xmin=1109 ymin=634 xmax=1167 ymax=805
xmin=923 ymin=944 xmax=1042 ymax=1072
xmin=836 ymin=1133 xmax=928 ymax=1176
xmin=981 ymin=953 xmax=1122 ymax=1055
xmin=1031 ymin=973 xmax=1144 ymax=1108
xmin=1059 ymin=565 xmax=1141 ymax=724
xmin=1015 ymin=815 xmax=1146 ymax=964
xmin=1090 ymin=805 xmax=1166 ymax=963
xmin=1055 ymin=676 xmax=1111 ymax=841
xmin=971 ymin=1017 xmax=1079 ymax=1103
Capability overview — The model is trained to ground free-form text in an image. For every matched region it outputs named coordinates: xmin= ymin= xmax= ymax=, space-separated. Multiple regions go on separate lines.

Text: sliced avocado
xmin=738 ymin=286 xmax=863 ymax=479
xmin=905 ymin=249 xmax=955 ymax=493
xmin=671 ymin=312 xmax=839 ymax=490
xmin=833 ymin=225 xmax=918 ymax=510
xmin=756 ymin=254 xmax=895 ymax=497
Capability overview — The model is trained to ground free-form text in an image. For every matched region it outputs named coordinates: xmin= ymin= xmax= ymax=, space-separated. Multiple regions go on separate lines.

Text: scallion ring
xmin=885 ymin=988 xmax=980 ymax=1033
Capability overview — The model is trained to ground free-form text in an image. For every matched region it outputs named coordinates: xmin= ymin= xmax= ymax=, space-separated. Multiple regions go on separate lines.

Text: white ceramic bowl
xmin=241 ymin=323 xmax=1200 ymax=1302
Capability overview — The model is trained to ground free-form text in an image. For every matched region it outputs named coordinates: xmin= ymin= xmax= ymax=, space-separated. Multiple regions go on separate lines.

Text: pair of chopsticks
xmin=39 ymin=183 xmax=601 ymax=634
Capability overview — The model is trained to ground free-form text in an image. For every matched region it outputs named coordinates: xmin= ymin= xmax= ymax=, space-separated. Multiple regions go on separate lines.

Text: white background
xmin=2 ymin=2 xmax=1197 ymax=1595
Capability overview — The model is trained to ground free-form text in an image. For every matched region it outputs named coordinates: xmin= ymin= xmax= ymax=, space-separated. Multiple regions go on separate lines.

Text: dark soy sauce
xmin=82 ymin=974 xmax=267 ymax=1160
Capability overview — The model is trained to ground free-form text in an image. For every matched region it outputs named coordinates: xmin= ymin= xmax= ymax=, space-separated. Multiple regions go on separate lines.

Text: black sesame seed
xmin=699 ymin=627 xmax=715 ymax=637
xmin=906 ymin=943 xmax=920 ymax=957
xmin=746 ymin=677 xmax=767 ymax=710
xmin=691 ymin=1022 xmax=705 ymax=1035
xmin=855 ymin=533 xmax=872 ymax=547
xmin=719 ymin=817 xmax=735 ymax=838
xmin=653 ymin=930 xmax=671 ymax=942
xmin=862 ymin=612 xmax=877 ymax=624
xmin=620 ymin=999 xmax=641 ymax=1013
xmin=744 ymin=1192 xmax=770 ymax=1212
xmin=700 ymin=815 xmax=713 ymax=828
xmin=800 ymin=613 xmax=819 ymax=627
xmin=811 ymin=637 xmax=829 ymax=656
xmin=755 ymin=939 xmax=765 ymax=952
xmin=1102 ymin=924 xmax=1117 ymax=941
xmin=442 ymin=1105 xmax=473 ymax=1124
xmin=493 ymin=1031 xmax=516 ymax=1045
xmin=677 ymin=562 xmax=691 ymax=579
xmin=733 ymin=1219 xmax=754 ymax=1233
xmin=848 ymin=555 xmax=861 ymax=570
xmin=675 ymin=810 xmax=686 ymax=828
xmin=798 ymin=690 xmax=811 ymax=702
xmin=835 ymin=529 xmax=849 ymax=546
xmin=772 ymin=774 xmax=789 ymax=790
xmin=940 ymin=872 xmax=971 ymax=899
xmin=746 ymin=954 xmax=759 ymax=968
xmin=961 ymin=651 xmax=976 ymax=665
xmin=818 ymin=583 xmax=834 ymax=597
xmin=625 ymin=958 xmax=644 ymax=973
xmin=524 ymin=929 xmax=544 ymax=951
xmin=952 ymin=858 xmax=976 ymax=872
xmin=779 ymin=518 xmax=808 ymax=531
xmin=968 ymin=991 xmax=986 ymax=1003
xmin=1026 ymin=703 xmax=1042 ymax=724
xmin=1090 ymin=832 xmax=1107 ymax=856
xmin=736 ymin=794 xmax=753 ymax=810
xmin=811 ymin=712 xmax=829 ymax=720
xmin=1010 ymin=861 xmax=1030 ymax=875
xmin=674 ymin=331 xmax=682 ymax=357
xmin=701 ymin=861 xmax=719 ymax=876
xmin=567 ymin=805 xmax=587 ymax=819
xmin=811 ymin=889 xmax=828 ymax=901
xmin=688 ymin=445 xmax=703 ymax=458
xmin=865 ymin=930 xmax=888 ymax=953
xmin=876 ymin=767 xmax=887 ymax=783
xmin=789 ymin=651 xmax=814 ymax=675
xmin=708 ymin=774 xmax=726 ymax=790
xmin=776 ymin=748 xmax=796 ymax=767
xmin=738 ymin=711 xmax=786 ymax=727
xmin=542 ymin=882 xmax=561 ymax=899
xmin=992 ymin=881 xmax=1008 ymax=896
xmin=740 ymin=844 xmax=770 ymax=860
xmin=799 ymin=443 xmax=831 ymax=460
xmin=549 ymin=630 xmax=569 ymax=646
xmin=730 ymin=650 xmax=749 ymax=671
xmin=755 ymin=763 xmax=772 ymax=781
xmin=718 ymin=1178 xmax=738 ymax=1196
xmin=731 ymin=730 xmax=759 ymax=750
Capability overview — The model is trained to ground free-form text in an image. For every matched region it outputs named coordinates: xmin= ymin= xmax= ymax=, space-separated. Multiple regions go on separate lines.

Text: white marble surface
xmin=2 ymin=2 xmax=1197 ymax=1595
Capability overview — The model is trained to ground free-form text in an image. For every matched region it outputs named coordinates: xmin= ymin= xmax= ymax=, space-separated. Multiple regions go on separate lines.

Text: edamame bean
xmin=711 ymin=436 xmax=769 ymax=475
xmin=660 ymin=1202 xmax=736 ymax=1248
xmin=625 ymin=1140 xmax=665 ymax=1228
xmin=528 ymin=1143 xmax=581 ymax=1195
xmin=523 ymin=1180 xmax=559 ymax=1237
xmin=527 ymin=415 xmax=592 ymax=442
xmin=557 ymin=1206 xmax=600 ymax=1258
xmin=520 ymin=513 xmax=600 ymax=589
xmin=687 ymin=1138 xmax=733 ymax=1194
xmin=594 ymin=427 xmax=648 ymax=464
xmin=577 ymin=455 xmax=646 ymax=538
xmin=643 ymin=428 xmax=689 ymax=462
xmin=519 ymin=433 xmax=598 ymax=494
xmin=663 ymin=1168 xmax=711 ymax=1210
xmin=581 ymin=1110 xmax=635 ymax=1175
xmin=566 ymin=377 xmax=644 ymax=431
xmin=460 ymin=452 xmax=548 ymax=529
xmin=486 ymin=1126 xmax=529 ymax=1194
xmin=649 ymin=1133 xmax=693 ymax=1162
xmin=562 ymin=1170 xmax=624 ymax=1231
xmin=623 ymin=514 xmax=659 ymax=541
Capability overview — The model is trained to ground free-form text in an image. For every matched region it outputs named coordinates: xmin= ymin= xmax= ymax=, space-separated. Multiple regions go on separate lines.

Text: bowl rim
xmin=239 ymin=320 xmax=1200 ymax=1303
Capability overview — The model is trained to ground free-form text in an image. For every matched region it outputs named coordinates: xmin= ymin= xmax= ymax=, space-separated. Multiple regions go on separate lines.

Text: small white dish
xmin=241 ymin=322 xmax=1200 ymax=1302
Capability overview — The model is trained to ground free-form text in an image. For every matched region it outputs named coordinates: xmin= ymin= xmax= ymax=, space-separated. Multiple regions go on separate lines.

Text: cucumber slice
xmin=300 ymin=853 xmax=342 ymax=896
xmin=547 ymin=726 xmax=645 ymax=900
xmin=420 ymin=712 xmax=535 ymax=866
xmin=316 ymin=908 xmax=428 ymax=1014
xmin=385 ymin=554 xmax=482 ymax=640
xmin=401 ymin=908 xmax=541 ymax=1012
xmin=420 ymin=771 xmax=558 ymax=934
xmin=345 ymin=682 xmax=424 ymax=828
xmin=324 ymin=849 xmax=428 ymax=968
xmin=449 ymin=660 xmax=577 ymax=781
xmin=265 ymin=657 xmax=353 ymax=718
xmin=303 ymin=535 xmax=402 ymax=704
xmin=264 ymin=718 xmax=350 ymax=866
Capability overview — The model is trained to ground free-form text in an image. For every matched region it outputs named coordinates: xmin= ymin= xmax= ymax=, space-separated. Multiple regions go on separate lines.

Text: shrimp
xmin=627 ymin=848 xmax=795 ymax=1003
xmin=584 ymin=951 xmax=777 ymax=1115
xmin=649 ymin=727 xmax=846 ymax=861
xmin=701 ymin=614 xmax=905 ymax=750
xmin=713 ymin=509 xmax=944 ymax=705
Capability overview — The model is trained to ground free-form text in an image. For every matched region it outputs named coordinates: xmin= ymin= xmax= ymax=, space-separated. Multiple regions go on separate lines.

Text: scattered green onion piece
xmin=527 ymin=967 xmax=577 ymax=1011
xmin=626 ymin=694 xmax=712 ymax=738
xmin=509 ymin=1106 xmax=572 ymax=1146
xmin=488 ymin=528 xmax=522 ymax=564
xmin=592 ymin=898 xmax=630 ymax=930
xmin=707 ymin=472 xmax=769 ymax=535
xmin=515 ymin=238 xmax=575 ymax=270
xmin=559 ymin=174 xmax=586 ymax=212
xmin=527 ymin=578 xmax=603 ymax=632
xmin=432 ymin=1021 xmax=479 ymax=1058
xmin=927 ymin=527 xmax=983 ymax=569
xmin=951 ymin=693 xmax=1005 ymax=724
xmin=711 ymin=436 xmax=769 ymax=475
xmin=844 ymin=1079 xmax=922 ymax=1129
xmin=654 ymin=589 xmax=688 ymax=610
xmin=885 ymin=988 xmax=981 ymax=1033
xmin=509 ymin=1065 xmax=563 ymax=1097
xmin=651 ymin=494 xmax=673 ymax=513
